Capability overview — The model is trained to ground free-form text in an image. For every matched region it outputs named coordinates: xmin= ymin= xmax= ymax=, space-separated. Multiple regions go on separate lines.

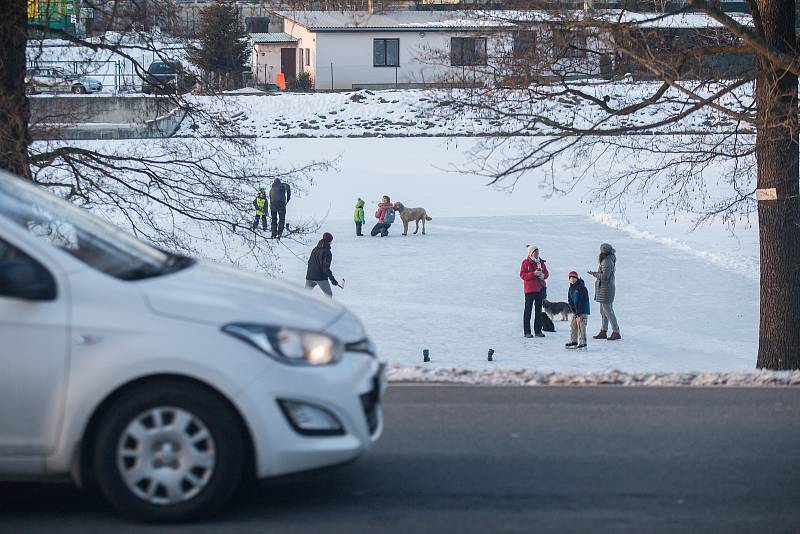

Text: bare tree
xmin=425 ymin=3 xmax=798 ymax=369
xmin=1 ymin=1 xmax=331 ymax=273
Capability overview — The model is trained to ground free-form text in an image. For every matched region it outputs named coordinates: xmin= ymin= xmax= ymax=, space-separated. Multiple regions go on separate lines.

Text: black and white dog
xmin=543 ymin=299 xmax=572 ymax=321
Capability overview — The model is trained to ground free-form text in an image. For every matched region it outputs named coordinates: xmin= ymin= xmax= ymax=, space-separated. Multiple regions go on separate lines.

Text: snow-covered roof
xmin=250 ymin=32 xmax=298 ymax=44
xmin=614 ymin=11 xmax=753 ymax=29
xmin=277 ymin=9 xmax=751 ymax=32
xmin=277 ymin=10 xmax=511 ymax=32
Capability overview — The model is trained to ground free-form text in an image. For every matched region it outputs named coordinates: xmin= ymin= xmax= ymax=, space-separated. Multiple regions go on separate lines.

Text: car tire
xmin=92 ymin=380 xmax=245 ymax=522
xmin=72 ymin=85 xmax=86 ymax=94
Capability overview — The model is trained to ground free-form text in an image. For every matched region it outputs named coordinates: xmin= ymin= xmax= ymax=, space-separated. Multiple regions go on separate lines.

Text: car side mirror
xmin=0 ymin=260 xmax=56 ymax=301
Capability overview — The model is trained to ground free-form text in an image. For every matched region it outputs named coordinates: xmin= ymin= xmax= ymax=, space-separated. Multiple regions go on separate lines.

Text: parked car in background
xmin=25 ymin=66 xmax=103 ymax=94
xmin=0 ymin=170 xmax=385 ymax=522
xmin=141 ymin=61 xmax=194 ymax=94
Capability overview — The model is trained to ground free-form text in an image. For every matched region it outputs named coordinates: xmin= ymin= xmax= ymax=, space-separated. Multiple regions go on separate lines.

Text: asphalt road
xmin=2 ymin=385 xmax=799 ymax=533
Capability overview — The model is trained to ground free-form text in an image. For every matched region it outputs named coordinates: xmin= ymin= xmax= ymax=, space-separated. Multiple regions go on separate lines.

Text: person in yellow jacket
xmin=251 ymin=189 xmax=268 ymax=231
xmin=354 ymin=197 xmax=365 ymax=236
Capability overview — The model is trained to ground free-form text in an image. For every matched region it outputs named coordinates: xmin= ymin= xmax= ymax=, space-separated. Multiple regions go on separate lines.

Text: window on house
xmin=305 ymin=48 xmax=311 ymax=66
xmin=513 ymin=30 xmax=536 ymax=59
xmin=553 ymin=29 xmax=587 ymax=58
xmin=373 ymin=39 xmax=400 ymax=67
xmin=451 ymin=37 xmax=488 ymax=66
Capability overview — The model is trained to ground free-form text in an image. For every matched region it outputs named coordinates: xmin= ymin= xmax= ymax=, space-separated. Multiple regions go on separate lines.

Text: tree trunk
xmin=754 ymin=0 xmax=800 ymax=369
xmin=0 ymin=0 xmax=31 ymax=177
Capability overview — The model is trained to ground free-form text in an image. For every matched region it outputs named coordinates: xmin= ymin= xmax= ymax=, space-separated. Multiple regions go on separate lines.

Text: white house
xmin=260 ymin=10 xmax=514 ymax=90
xmin=250 ymin=9 xmax=751 ymax=90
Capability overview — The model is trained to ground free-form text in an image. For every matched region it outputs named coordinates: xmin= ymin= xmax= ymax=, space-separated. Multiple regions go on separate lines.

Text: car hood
xmin=138 ymin=260 xmax=354 ymax=335
xmin=77 ymin=76 xmax=102 ymax=84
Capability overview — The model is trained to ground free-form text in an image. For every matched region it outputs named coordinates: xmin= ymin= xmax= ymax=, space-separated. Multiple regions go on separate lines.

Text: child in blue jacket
xmin=566 ymin=271 xmax=590 ymax=349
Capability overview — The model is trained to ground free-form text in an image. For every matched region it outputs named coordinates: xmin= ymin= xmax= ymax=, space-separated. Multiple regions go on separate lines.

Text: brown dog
xmin=393 ymin=202 xmax=432 ymax=235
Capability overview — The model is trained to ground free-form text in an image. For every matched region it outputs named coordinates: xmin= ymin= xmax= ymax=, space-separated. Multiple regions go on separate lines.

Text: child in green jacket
xmin=354 ymin=197 xmax=365 ymax=236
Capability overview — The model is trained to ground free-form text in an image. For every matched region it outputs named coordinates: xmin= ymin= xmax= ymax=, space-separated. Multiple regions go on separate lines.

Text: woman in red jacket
xmin=520 ymin=245 xmax=549 ymax=338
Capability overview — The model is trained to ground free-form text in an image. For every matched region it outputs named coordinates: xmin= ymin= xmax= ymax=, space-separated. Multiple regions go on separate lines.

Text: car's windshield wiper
xmin=117 ymin=254 xmax=195 ymax=281
xmin=161 ymin=254 xmax=196 ymax=274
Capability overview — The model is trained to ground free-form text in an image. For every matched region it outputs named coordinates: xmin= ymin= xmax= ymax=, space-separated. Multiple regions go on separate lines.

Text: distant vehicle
xmin=141 ymin=61 xmax=194 ymax=95
xmin=0 ymin=169 xmax=385 ymax=522
xmin=25 ymin=66 xmax=103 ymax=94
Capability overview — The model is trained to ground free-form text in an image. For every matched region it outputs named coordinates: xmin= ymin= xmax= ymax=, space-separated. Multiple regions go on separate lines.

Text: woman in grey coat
xmin=588 ymin=243 xmax=621 ymax=340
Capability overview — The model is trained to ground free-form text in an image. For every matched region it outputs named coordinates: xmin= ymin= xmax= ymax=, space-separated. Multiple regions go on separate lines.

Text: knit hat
xmin=527 ymin=245 xmax=538 ymax=257
xmin=568 ymin=271 xmax=579 ymax=279
xmin=322 ymin=232 xmax=333 ymax=242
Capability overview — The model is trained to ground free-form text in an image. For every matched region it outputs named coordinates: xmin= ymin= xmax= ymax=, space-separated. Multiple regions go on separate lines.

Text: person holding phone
xmin=520 ymin=245 xmax=549 ymax=338
xmin=588 ymin=242 xmax=621 ymax=340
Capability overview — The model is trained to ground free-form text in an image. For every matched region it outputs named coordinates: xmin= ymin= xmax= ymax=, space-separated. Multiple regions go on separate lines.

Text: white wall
xmin=284 ymin=21 xmax=318 ymax=84
xmin=313 ymin=31 xmax=500 ymax=90
xmin=252 ymin=44 xmax=283 ymax=85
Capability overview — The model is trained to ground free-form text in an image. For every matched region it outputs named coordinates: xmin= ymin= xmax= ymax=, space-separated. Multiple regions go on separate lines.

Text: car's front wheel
xmin=93 ymin=381 xmax=245 ymax=522
xmin=72 ymin=84 xmax=86 ymax=94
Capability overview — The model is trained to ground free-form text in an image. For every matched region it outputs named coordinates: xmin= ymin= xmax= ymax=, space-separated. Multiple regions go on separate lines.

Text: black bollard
xmin=488 ymin=349 xmax=495 ymax=362
xmin=423 ymin=349 xmax=430 ymax=363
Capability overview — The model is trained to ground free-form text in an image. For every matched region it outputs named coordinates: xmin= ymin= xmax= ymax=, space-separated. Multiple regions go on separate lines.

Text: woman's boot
xmin=593 ymin=330 xmax=607 ymax=340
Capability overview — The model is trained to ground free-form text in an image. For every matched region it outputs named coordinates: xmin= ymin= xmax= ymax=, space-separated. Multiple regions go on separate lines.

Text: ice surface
xmin=269 ymin=137 xmax=759 ymax=373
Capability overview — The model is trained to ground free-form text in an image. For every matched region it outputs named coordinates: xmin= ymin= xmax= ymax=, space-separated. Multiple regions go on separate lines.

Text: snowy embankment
xmin=177 ymin=82 xmax=752 ymax=138
xmin=387 ymin=365 xmax=800 ymax=386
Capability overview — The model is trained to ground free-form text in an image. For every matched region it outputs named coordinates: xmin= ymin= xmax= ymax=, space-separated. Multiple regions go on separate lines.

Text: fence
xmin=28 ymin=48 xmax=190 ymax=94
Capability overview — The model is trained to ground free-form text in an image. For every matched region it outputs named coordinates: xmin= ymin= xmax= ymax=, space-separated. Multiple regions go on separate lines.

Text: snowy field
xmin=177 ymin=84 xmax=751 ymax=138
xmin=265 ymin=137 xmax=759 ymax=373
xmin=35 ymin=134 xmax=761 ymax=373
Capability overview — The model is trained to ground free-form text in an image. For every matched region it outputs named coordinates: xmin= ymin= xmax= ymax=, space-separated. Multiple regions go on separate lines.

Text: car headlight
xmin=222 ymin=323 xmax=343 ymax=366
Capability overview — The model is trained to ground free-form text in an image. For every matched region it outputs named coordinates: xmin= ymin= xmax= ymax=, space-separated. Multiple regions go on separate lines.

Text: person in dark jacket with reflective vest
xmin=305 ymin=232 xmax=340 ymax=297
xmin=269 ymin=178 xmax=291 ymax=239
xmin=565 ymin=271 xmax=590 ymax=349
xmin=251 ymin=189 xmax=268 ymax=231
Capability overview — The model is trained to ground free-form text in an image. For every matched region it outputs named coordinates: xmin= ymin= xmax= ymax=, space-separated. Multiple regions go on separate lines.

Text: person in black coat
xmin=269 ymin=178 xmax=291 ymax=239
xmin=305 ymin=232 xmax=340 ymax=297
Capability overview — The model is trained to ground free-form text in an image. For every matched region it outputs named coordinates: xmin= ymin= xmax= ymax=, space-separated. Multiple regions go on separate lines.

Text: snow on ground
xmin=176 ymin=83 xmax=751 ymax=138
xmin=39 ymin=133 xmax=760 ymax=374
xmin=386 ymin=365 xmax=800 ymax=386
xmin=264 ymin=137 xmax=759 ymax=373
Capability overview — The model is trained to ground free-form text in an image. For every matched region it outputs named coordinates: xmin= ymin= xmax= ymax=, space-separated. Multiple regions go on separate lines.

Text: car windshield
xmin=0 ymin=171 xmax=194 ymax=280
xmin=148 ymin=62 xmax=176 ymax=74
xmin=52 ymin=67 xmax=76 ymax=78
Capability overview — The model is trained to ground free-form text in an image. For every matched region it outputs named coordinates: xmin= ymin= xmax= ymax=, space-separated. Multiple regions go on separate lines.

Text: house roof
xmin=250 ymin=32 xmax=298 ymax=44
xmin=276 ymin=10 xmax=511 ymax=32
xmin=277 ymin=10 xmax=752 ymax=32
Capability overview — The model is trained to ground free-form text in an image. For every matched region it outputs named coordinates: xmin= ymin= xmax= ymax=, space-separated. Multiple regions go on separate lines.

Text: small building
xmin=251 ymin=32 xmax=305 ymax=86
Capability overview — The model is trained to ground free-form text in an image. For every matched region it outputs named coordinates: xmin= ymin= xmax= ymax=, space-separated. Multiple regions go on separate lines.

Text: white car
xmin=25 ymin=67 xmax=103 ymax=94
xmin=0 ymin=170 xmax=385 ymax=522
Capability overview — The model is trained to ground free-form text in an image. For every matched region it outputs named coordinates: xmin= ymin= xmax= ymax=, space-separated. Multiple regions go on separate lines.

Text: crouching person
xmin=566 ymin=271 xmax=590 ymax=349
xmin=305 ymin=232 xmax=340 ymax=298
